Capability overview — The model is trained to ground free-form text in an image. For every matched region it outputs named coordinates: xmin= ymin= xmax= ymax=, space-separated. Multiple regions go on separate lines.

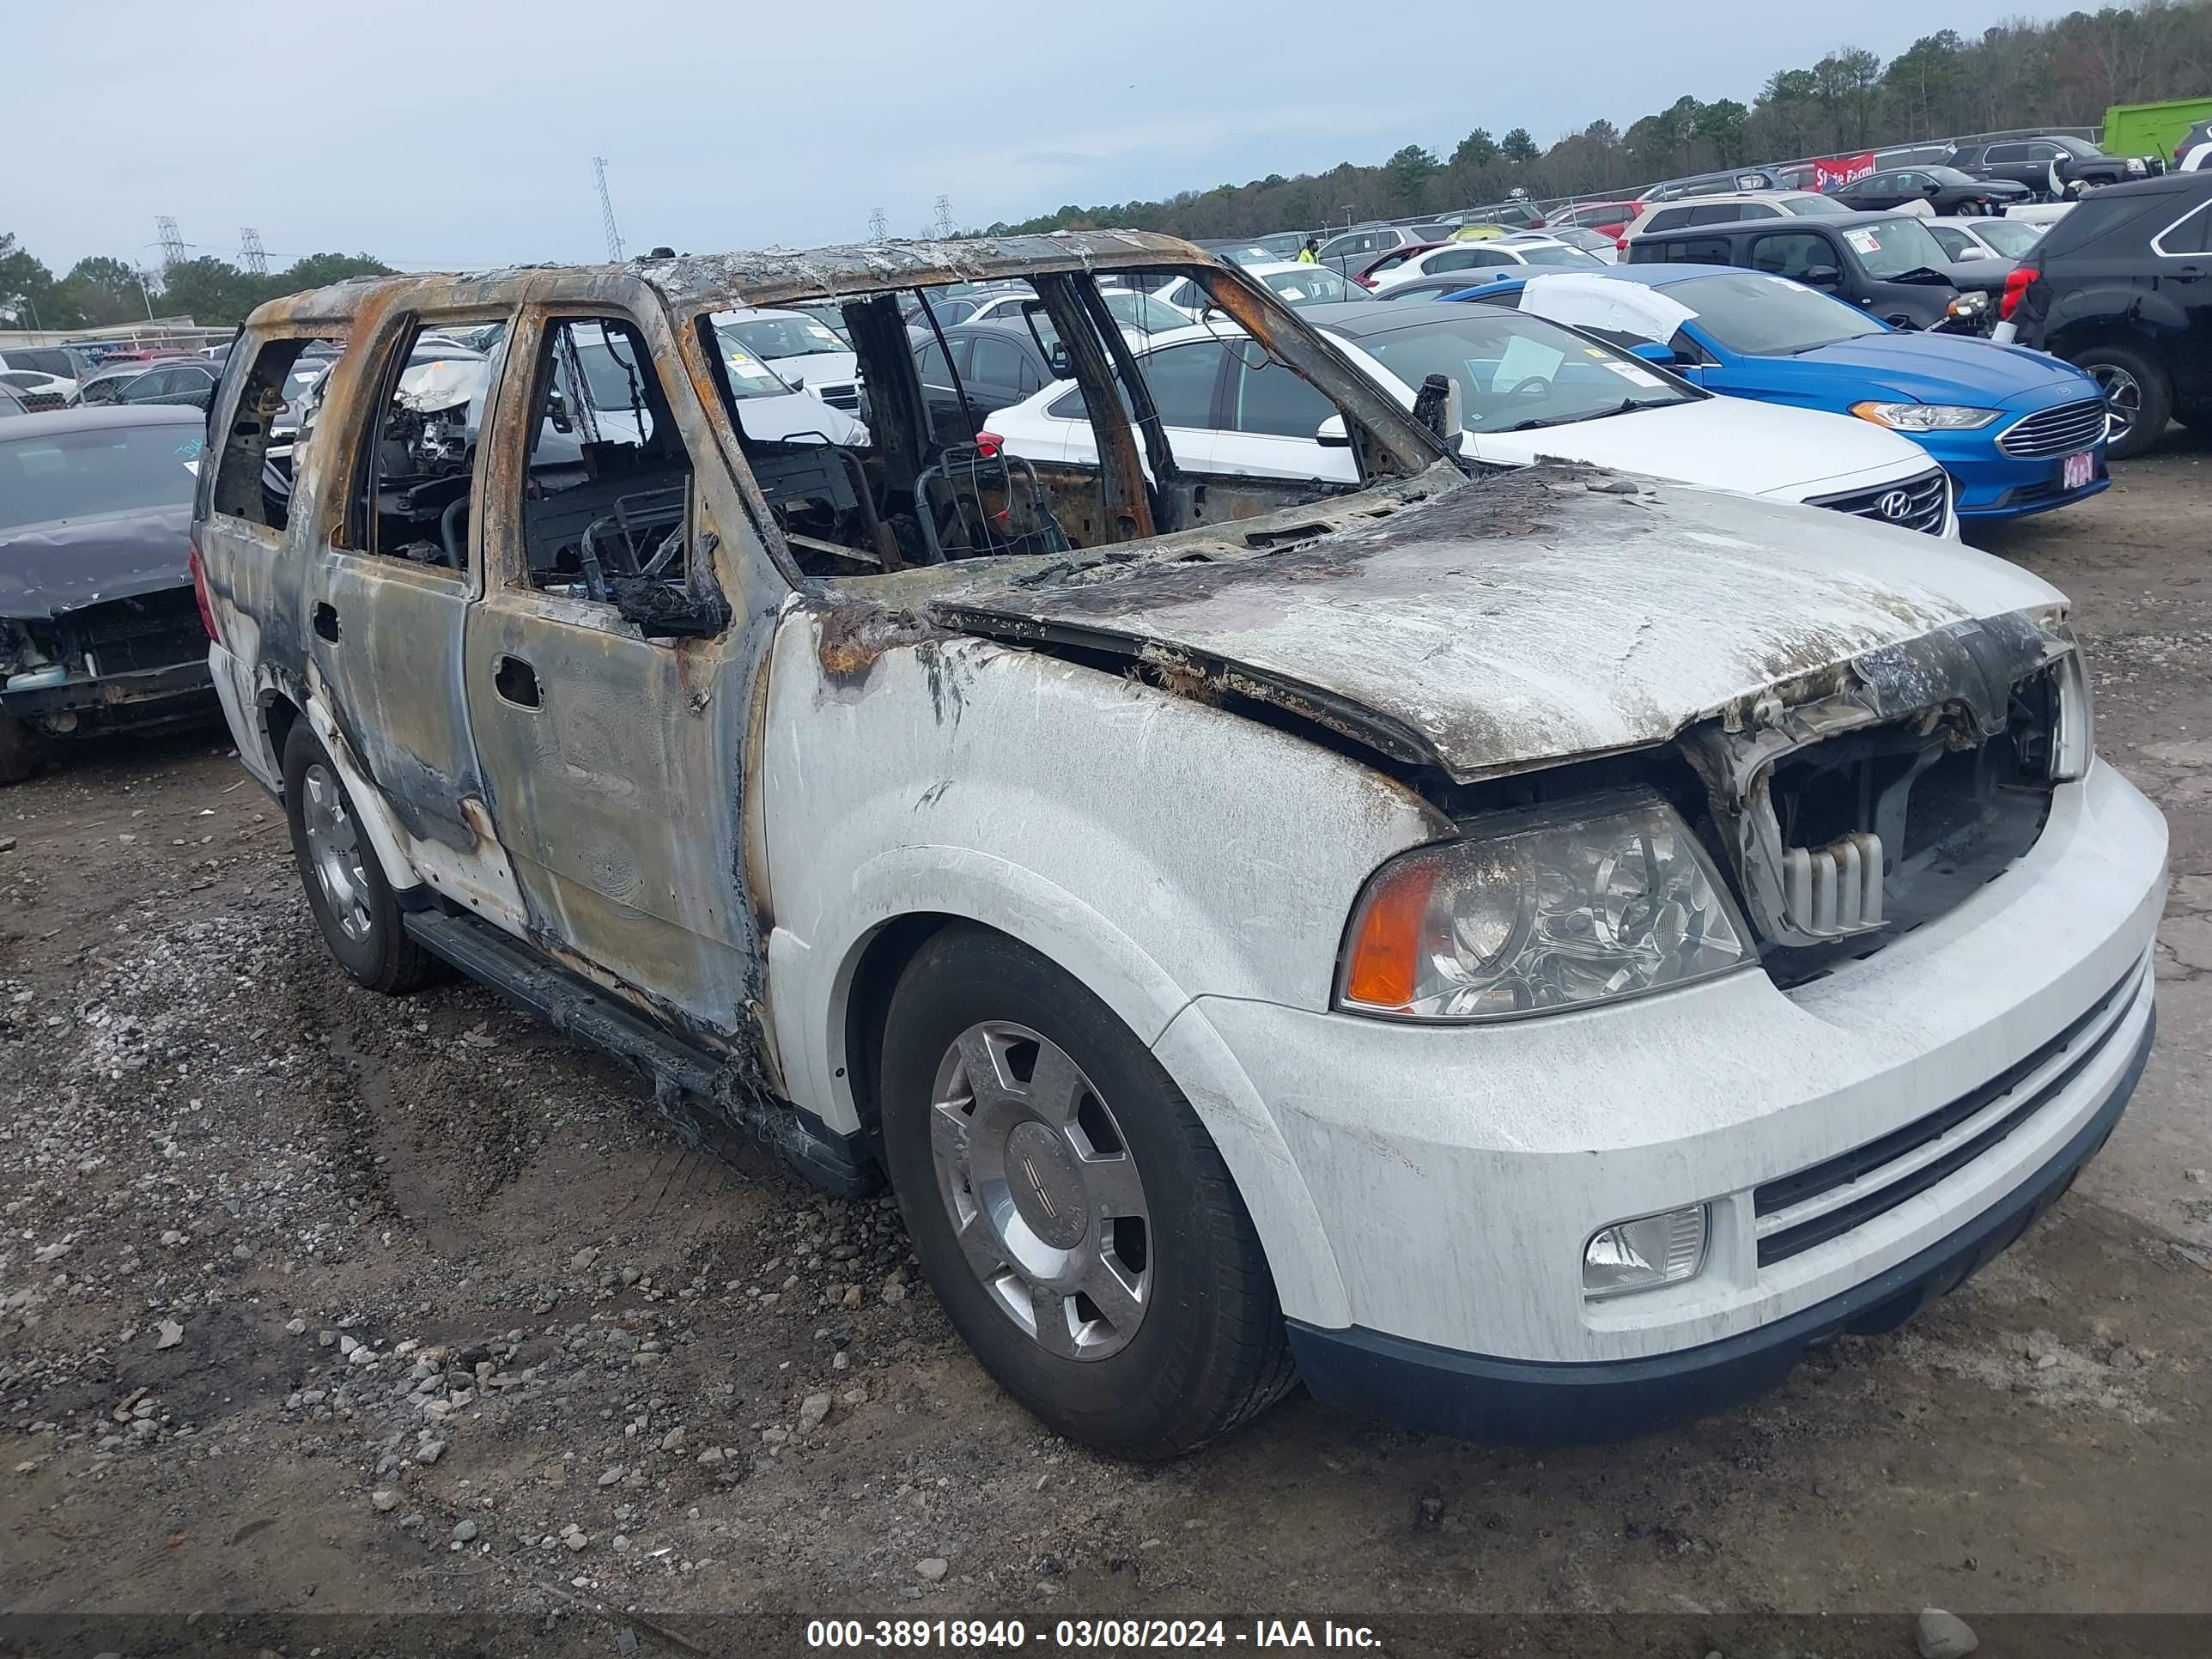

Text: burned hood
xmin=933 ymin=470 xmax=2063 ymax=781
xmin=0 ymin=504 xmax=195 ymax=620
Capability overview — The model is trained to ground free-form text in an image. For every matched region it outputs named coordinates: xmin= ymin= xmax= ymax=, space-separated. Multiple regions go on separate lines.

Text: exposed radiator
xmin=1780 ymin=830 xmax=1884 ymax=937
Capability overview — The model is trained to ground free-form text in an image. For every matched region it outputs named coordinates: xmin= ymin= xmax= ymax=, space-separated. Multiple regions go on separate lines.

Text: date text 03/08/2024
xmin=805 ymin=1618 xmax=1384 ymax=1649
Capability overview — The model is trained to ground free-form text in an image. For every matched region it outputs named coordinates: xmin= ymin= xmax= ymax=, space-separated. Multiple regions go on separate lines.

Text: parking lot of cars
xmin=1 ymin=423 xmax=2207 ymax=1644
xmin=2 ymin=101 xmax=2210 ymax=1654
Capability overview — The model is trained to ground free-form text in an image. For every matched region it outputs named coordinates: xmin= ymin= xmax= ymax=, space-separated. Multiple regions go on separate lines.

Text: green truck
xmin=2102 ymin=96 xmax=2212 ymax=164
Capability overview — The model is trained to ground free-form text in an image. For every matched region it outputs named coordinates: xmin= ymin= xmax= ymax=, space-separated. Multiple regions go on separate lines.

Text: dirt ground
xmin=3 ymin=434 xmax=2209 ymax=1659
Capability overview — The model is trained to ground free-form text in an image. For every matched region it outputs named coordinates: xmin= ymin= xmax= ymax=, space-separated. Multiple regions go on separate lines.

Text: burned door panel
xmin=464 ymin=303 xmax=766 ymax=1042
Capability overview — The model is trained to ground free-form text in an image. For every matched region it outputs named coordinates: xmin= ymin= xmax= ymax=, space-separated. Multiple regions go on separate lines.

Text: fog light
xmin=1583 ymin=1206 xmax=1708 ymax=1299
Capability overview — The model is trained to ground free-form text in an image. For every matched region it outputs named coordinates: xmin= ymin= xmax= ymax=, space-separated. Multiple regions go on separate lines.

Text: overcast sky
xmin=15 ymin=0 xmax=2081 ymax=274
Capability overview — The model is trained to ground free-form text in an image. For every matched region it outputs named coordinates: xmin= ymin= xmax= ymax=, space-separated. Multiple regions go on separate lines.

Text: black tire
xmin=281 ymin=721 xmax=447 ymax=995
xmin=0 ymin=714 xmax=40 ymax=787
xmin=878 ymin=923 xmax=1295 ymax=1459
xmin=2071 ymin=341 xmax=2172 ymax=461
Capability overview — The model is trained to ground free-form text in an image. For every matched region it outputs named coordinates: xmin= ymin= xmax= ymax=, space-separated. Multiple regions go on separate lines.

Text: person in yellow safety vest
xmin=1298 ymin=236 xmax=1320 ymax=263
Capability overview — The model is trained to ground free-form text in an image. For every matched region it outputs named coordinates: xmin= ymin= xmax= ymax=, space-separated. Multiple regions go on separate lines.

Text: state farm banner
xmin=1813 ymin=151 xmax=1877 ymax=192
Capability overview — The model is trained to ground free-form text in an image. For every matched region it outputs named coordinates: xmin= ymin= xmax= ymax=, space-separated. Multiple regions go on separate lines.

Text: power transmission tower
xmin=868 ymin=207 xmax=889 ymax=241
xmin=592 ymin=156 xmax=625 ymax=262
xmin=155 ymin=216 xmax=186 ymax=270
xmin=933 ymin=195 xmax=955 ymax=239
xmin=240 ymin=228 xmax=268 ymax=276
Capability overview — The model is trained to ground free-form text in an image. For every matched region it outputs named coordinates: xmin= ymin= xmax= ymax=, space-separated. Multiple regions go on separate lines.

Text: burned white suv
xmin=191 ymin=233 xmax=2164 ymax=1458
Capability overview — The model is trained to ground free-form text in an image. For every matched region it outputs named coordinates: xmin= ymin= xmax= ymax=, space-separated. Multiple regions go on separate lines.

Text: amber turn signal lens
xmin=1341 ymin=860 xmax=1436 ymax=1010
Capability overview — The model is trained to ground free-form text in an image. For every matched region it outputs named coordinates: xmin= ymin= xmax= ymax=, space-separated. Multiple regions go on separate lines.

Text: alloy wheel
xmin=927 ymin=1021 xmax=1152 ymax=1359
xmin=2089 ymin=362 xmax=2142 ymax=447
xmin=301 ymin=762 xmax=373 ymax=943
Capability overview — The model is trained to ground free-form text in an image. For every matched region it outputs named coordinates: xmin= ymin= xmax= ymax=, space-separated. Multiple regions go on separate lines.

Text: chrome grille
xmin=1808 ymin=467 xmax=1948 ymax=536
xmin=1997 ymin=398 xmax=2108 ymax=459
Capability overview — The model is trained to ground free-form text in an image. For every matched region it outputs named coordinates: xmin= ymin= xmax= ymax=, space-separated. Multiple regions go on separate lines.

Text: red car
xmin=1545 ymin=200 xmax=1638 ymax=240
xmin=1350 ymin=240 xmax=1447 ymax=289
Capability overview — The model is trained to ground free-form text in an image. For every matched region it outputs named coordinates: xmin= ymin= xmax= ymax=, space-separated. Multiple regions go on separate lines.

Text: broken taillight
xmin=975 ymin=431 xmax=1004 ymax=458
xmin=187 ymin=535 xmax=219 ymax=641
xmin=2000 ymin=266 xmax=2038 ymax=320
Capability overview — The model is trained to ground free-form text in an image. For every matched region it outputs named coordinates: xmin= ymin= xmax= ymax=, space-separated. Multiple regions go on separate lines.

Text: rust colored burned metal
xmin=814 ymin=600 xmax=945 ymax=688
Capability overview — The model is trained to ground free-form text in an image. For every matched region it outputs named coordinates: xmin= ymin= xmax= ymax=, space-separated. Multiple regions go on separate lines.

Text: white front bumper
xmin=1161 ymin=759 xmax=2165 ymax=1364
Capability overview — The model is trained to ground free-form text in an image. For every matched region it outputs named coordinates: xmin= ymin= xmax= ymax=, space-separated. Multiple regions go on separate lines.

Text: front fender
xmin=768 ymin=844 xmax=1352 ymax=1328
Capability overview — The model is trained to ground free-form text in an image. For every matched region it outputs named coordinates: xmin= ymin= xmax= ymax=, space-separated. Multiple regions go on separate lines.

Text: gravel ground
xmin=3 ymin=432 xmax=2209 ymax=1659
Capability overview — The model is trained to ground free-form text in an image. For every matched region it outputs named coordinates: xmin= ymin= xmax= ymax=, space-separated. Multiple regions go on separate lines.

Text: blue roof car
xmin=1448 ymin=264 xmax=2111 ymax=522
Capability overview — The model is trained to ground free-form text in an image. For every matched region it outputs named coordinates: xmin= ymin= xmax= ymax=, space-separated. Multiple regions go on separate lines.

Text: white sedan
xmin=1369 ymin=236 xmax=1607 ymax=295
xmin=1139 ymin=261 xmax=1369 ymax=314
xmin=713 ymin=307 xmax=863 ymax=412
xmin=1920 ymin=216 xmax=2045 ymax=264
xmin=981 ymin=306 xmax=1957 ymax=534
xmin=0 ymin=368 xmax=78 ymax=407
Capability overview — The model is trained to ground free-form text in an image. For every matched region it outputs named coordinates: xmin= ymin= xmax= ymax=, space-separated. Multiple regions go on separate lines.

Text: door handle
xmin=313 ymin=602 xmax=339 ymax=642
xmin=494 ymin=653 xmax=541 ymax=709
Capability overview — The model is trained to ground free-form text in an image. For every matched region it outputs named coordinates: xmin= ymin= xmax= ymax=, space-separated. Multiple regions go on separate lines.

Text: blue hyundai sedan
xmin=1451 ymin=264 xmax=2111 ymax=522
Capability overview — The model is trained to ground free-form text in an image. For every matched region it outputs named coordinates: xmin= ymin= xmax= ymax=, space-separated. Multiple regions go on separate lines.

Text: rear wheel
xmin=2073 ymin=343 xmax=2172 ymax=460
xmin=878 ymin=924 xmax=1294 ymax=1458
xmin=281 ymin=721 xmax=447 ymax=994
xmin=0 ymin=714 xmax=39 ymax=786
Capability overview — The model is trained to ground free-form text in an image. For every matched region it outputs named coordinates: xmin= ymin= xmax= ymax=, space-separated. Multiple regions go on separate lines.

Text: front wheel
xmin=2073 ymin=343 xmax=2172 ymax=460
xmin=878 ymin=924 xmax=1294 ymax=1459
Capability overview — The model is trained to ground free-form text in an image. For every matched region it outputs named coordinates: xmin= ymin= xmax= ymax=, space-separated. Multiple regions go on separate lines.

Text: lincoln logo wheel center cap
xmin=1004 ymin=1121 xmax=1089 ymax=1249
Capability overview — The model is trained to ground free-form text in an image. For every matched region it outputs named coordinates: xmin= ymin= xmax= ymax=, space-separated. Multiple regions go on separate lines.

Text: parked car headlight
xmin=2051 ymin=646 xmax=2096 ymax=781
xmin=1337 ymin=793 xmax=1753 ymax=1022
xmin=1849 ymin=401 xmax=2002 ymax=430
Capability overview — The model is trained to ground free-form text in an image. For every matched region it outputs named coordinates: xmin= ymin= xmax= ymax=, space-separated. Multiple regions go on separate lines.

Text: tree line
xmin=984 ymin=0 xmax=2212 ymax=239
xmin=0 ymin=238 xmax=395 ymax=332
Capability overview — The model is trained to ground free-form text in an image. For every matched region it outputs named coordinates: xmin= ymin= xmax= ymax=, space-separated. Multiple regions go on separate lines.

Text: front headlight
xmin=2052 ymin=647 xmax=2096 ymax=781
xmin=1850 ymin=400 xmax=2002 ymax=430
xmin=1336 ymin=792 xmax=1753 ymax=1022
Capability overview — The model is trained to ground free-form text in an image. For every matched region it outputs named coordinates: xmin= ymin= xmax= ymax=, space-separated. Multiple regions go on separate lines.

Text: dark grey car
xmin=76 ymin=359 xmax=222 ymax=410
xmin=0 ymin=405 xmax=217 ymax=781
xmin=1626 ymin=211 xmax=2007 ymax=331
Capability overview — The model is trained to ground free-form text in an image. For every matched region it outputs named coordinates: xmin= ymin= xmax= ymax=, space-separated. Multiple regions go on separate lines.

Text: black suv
xmin=1625 ymin=211 xmax=2005 ymax=331
xmin=1950 ymin=136 xmax=2160 ymax=199
xmin=2002 ymin=170 xmax=2212 ymax=459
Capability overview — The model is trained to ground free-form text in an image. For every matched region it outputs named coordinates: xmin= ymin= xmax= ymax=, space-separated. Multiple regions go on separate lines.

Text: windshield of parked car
xmin=1101 ymin=290 xmax=1191 ymax=333
xmin=1839 ymin=216 xmax=1953 ymax=277
xmin=571 ymin=337 xmax=662 ymax=412
xmin=283 ymin=363 xmax=330 ymax=403
xmin=0 ymin=422 xmax=203 ymax=530
xmin=1346 ymin=310 xmax=1695 ymax=433
xmin=1261 ymin=266 xmax=1358 ymax=305
xmin=708 ymin=329 xmax=799 ymax=397
xmin=724 ymin=315 xmax=850 ymax=360
xmin=1782 ymin=194 xmax=1851 ymax=216
xmin=1516 ymin=244 xmax=1607 ymax=268
xmin=1662 ymin=271 xmax=1887 ymax=354
xmin=1968 ymin=217 xmax=2041 ymax=258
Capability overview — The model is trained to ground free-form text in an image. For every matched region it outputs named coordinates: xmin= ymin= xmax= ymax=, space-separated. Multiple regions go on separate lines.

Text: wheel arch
xmin=790 ymin=858 xmax=1353 ymax=1329
xmin=2048 ymin=311 xmax=2184 ymax=377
